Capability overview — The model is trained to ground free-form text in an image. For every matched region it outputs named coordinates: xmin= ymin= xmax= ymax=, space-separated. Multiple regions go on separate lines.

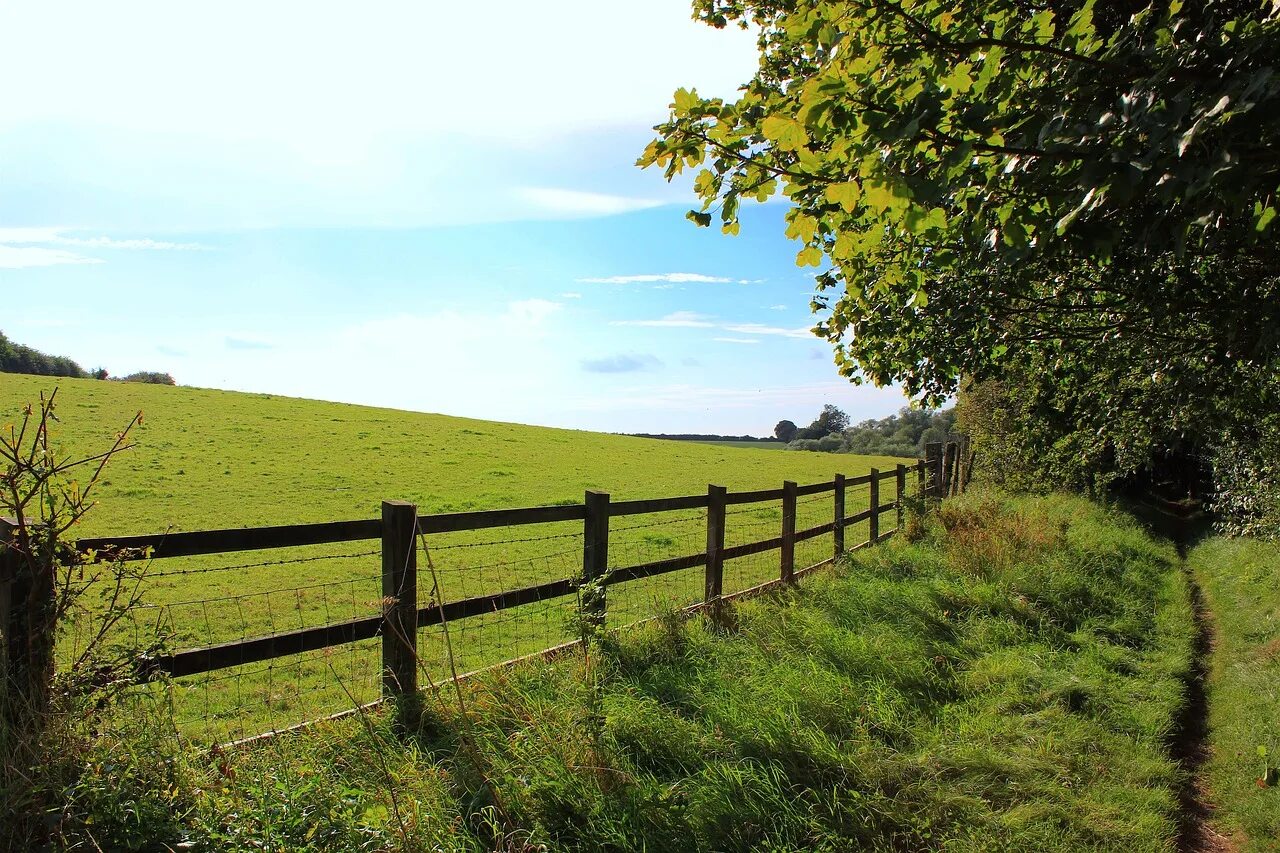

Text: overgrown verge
xmin=48 ymin=491 xmax=1194 ymax=851
xmin=1189 ymin=537 xmax=1280 ymax=850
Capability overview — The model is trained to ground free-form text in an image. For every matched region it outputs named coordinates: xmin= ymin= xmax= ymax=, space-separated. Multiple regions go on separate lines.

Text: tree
xmin=810 ymin=403 xmax=849 ymax=436
xmin=640 ymin=1 xmax=1280 ymax=402
xmin=774 ymin=419 xmax=799 ymax=442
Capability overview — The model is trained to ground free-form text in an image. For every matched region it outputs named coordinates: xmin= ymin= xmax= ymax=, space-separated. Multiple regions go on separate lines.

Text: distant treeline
xmin=0 ymin=331 xmax=175 ymax=385
xmin=631 ymin=433 xmax=782 ymax=443
xmin=777 ymin=405 xmax=956 ymax=456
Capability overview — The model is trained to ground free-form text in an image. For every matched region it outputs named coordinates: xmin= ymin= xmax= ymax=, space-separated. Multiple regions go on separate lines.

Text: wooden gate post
xmin=925 ymin=442 xmax=943 ymax=500
xmin=896 ymin=464 xmax=907 ymax=532
xmin=381 ymin=501 xmax=419 ymax=720
xmin=582 ymin=491 xmax=610 ymax=629
xmin=780 ymin=481 xmax=797 ymax=583
xmin=833 ymin=474 xmax=846 ymax=559
xmin=957 ymin=434 xmax=973 ymax=493
xmin=942 ymin=441 xmax=959 ymax=497
xmin=869 ymin=469 xmax=880 ymax=543
xmin=704 ymin=485 xmax=726 ymax=621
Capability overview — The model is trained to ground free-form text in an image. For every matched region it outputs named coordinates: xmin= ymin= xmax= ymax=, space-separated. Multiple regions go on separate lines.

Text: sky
xmin=1 ymin=0 xmax=914 ymax=435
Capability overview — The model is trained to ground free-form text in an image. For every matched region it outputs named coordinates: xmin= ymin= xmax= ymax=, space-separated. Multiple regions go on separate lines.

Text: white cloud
xmin=518 ymin=187 xmax=665 ymax=217
xmin=0 ymin=227 xmax=206 ymax=269
xmin=713 ymin=337 xmax=760 ymax=344
xmin=0 ymin=227 xmax=204 ymax=250
xmin=612 ymin=311 xmax=716 ymax=328
xmin=0 ymin=245 xmax=101 ymax=268
xmin=769 ymin=304 xmax=787 ymax=311
xmin=578 ymin=272 xmax=746 ymax=285
xmin=560 ymin=292 xmax=582 ymax=299
xmin=611 ymin=313 xmax=814 ymax=341
xmin=721 ymin=322 xmax=812 ymax=340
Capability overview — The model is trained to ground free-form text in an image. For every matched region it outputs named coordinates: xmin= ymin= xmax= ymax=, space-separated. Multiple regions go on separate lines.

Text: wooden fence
xmin=2 ymin=439 xmax=970 ymax=734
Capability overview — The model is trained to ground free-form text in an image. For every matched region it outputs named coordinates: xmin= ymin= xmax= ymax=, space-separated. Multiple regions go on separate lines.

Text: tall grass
xmin=1190 ymin=536 xmax=1280 ymax=851
xmin=41 ymin=490 xmax=1194 ymax=851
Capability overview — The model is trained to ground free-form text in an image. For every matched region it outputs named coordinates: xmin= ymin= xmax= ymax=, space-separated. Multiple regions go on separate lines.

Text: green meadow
xmin=1 ymin=373 xmax=911 ymax=740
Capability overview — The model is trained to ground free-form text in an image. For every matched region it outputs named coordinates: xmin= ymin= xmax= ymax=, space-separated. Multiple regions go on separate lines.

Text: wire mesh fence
xmin=53 ymin=464 xmax=932 ymax=745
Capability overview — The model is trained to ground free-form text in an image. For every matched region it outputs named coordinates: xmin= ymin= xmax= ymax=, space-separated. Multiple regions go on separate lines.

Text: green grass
xmin=49 ymin=489 xmax=1195 ymax=851
xmin=1 ymin=373 xmax=911 ymax=739
xmin=1189 ymin=536 xmax=1280 ymax=850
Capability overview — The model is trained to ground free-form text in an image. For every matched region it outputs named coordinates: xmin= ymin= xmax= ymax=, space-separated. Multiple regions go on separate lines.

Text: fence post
xmin=381 ymin=501 xmax=419 ymax=722
xmin=582 ymin=490 xmax=610 ymax=629
xmin=780 ymin=480 xmax=797 ymax=583
xmin=926 ymin=442 xmax=943 ymax=499
xmin=705 ymin=484 xmax=726 ymax=622
xmin=943 ymin=441 xmax=959 ymax=497
xmin=896 ymin=464 xmax=907 ymax=532
xmin=833 ymin=474 xmax=846 ymax=559
xmin=0 ymin=517 xmax=17 ymax=682
xmin=869 ymin=469 xmax=880 ymax=543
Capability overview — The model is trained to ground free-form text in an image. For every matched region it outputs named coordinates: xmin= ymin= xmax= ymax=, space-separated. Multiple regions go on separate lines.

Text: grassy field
xmin=1 ymin=373 xmax=910 ymax=739
xmin=689 ymin=439 xmax=786 ymax=450
xmin=1189 ymin=536 xmax=1280 ymax=850
xmin=48 ymin=490 xmax=1195 ymax=851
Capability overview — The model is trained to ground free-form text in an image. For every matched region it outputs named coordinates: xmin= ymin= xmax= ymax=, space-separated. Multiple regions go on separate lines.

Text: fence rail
xmin=1 ymin=438 xmax=972 ymax=741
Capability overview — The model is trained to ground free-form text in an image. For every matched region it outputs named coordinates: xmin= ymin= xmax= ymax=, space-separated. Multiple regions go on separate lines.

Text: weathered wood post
xmin=942 ymin=441 xmax=959 ymax=497
xmin=381 ymin=501 xmax=419 ymax=724
xmin=957 ymin=434 xmax=973 ymax=493
xmin=896 ymin=464 xmax=908 ymax=532
xmin=869 ymin=469 xmax=880 ymax=543
xmin=833 ymin=474 xmax=846 ymax=559
xmin=926 ymin=442 xmax=944 ymax=500
xmin=0 ymin=517 xmax=18 ymax=684
xmin=582 ymin=490 xmax=610 ymax=628
xmin=0 ymin=516 xmax=57 ymax=722
xmin=704 ymin=484 xmax=726 ymax=622
xmin=780 ymin=480 xmax=797 ymax=583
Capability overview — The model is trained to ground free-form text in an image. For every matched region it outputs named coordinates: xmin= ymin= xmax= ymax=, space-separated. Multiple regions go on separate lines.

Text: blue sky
xmin=1 ymin=0 xmax=912 ymax=435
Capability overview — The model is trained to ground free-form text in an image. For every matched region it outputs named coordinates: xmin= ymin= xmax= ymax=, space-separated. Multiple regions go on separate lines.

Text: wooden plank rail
xmin=420 ymin=503 xmax=585 ymax=534
xmin=610 ymin=494 xmax=708 ymax=516
xmin=78 ymin=518 xmax=383 ymax=562
xmin=145 ymin=614 xmax=385 ymax=678
xmin=604 ymin=552 xmax=707 ymax=586
xmin=725 ymin=487 xmax=785 ymax=506
xmin=84 ymin=463 xmax=962 ymax=718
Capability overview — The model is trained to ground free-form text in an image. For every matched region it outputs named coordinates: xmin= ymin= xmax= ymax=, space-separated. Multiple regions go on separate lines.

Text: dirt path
xmin=1173 ymin=563 xmax=1234 ymax=853
xmin=1124 ymin=495 xmax=1235 ymax=851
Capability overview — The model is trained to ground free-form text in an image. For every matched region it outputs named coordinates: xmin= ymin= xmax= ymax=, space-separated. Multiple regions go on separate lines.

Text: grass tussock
xmin=35 ymin=490 xmax=1194 ymax=851
xmin=1190 ymin=536 xmax=1280 ymax=851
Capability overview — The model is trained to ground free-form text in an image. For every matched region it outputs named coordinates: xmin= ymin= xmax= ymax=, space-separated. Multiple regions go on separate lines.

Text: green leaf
xmin=762 ymin=115 xmax=809 ymax=152
xmin=863 ymin=179 xmax=911 ymax=216
xmin=1257 ymin=206 xmax=1277 ymax=232
xmin=825 ymin=181 xmax=862 ymax=213
xmin=939 ymin=63 xmax=974 ymax=95
xmin=785 ymin=213 xmax=819 ymax=242
xmin=796 ymin=245 xmax=824 ymax=267
xmin=673 ymin=87 xmax=699 ymax=114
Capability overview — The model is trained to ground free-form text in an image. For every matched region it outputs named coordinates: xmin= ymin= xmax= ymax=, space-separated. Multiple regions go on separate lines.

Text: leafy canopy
xmin=640 ymin=0 xmax=1280 ymax=406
